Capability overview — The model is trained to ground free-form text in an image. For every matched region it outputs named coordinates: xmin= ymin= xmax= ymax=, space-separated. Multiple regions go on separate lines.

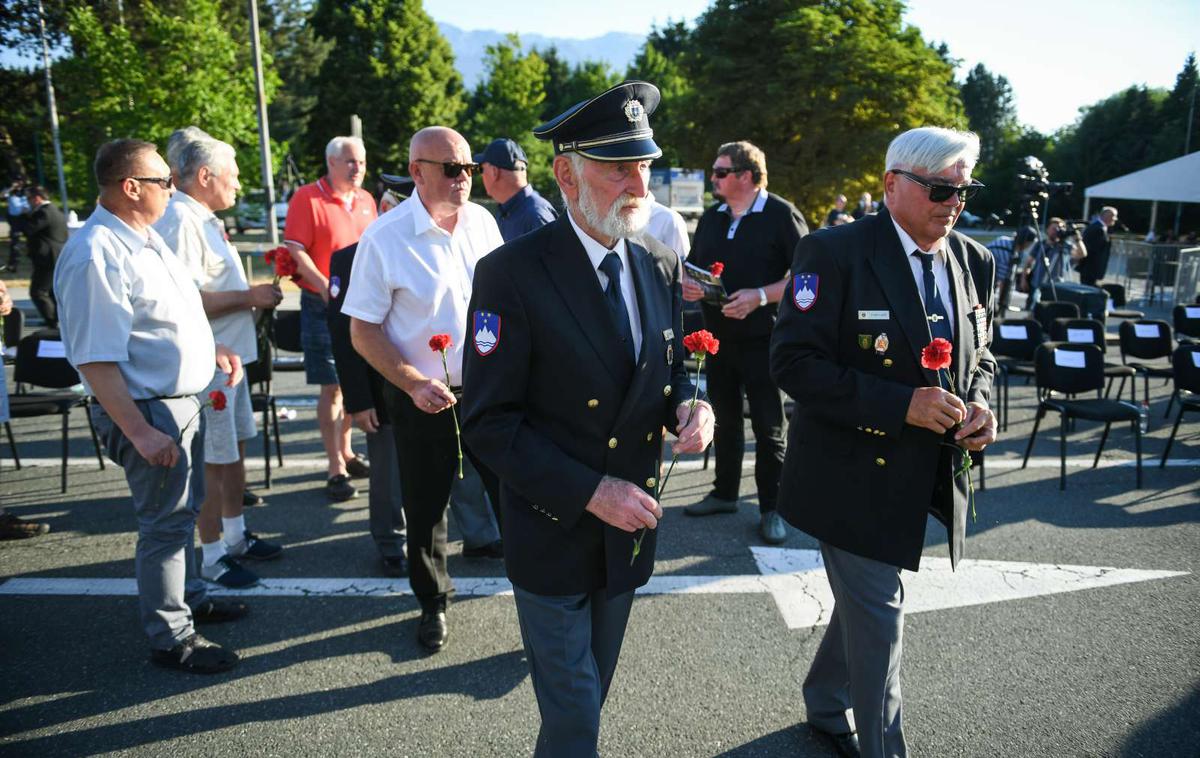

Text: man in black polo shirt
xmin=683 ymin=140 xmax=807 ymax=544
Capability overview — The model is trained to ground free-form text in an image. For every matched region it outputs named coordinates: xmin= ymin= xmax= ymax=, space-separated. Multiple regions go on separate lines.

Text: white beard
xmin=576 ymin=178 xmax=651 ymax=240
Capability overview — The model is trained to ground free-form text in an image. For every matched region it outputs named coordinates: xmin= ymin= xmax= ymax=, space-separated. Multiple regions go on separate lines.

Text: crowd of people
xmin=5 ymin=77 xmax=1013 ymax=758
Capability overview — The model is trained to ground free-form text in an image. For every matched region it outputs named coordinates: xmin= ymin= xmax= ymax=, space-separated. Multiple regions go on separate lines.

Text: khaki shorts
xmin=202 ymin=369 xmax=257 ymax=465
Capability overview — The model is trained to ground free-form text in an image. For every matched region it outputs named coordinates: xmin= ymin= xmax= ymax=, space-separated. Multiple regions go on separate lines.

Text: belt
xmin=134 ymin=394 xmax=193 ymax=402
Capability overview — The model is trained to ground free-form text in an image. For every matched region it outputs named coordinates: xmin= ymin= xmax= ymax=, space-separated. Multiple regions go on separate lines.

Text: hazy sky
xmin=427 ymin=0 xmax=1199 ymax=134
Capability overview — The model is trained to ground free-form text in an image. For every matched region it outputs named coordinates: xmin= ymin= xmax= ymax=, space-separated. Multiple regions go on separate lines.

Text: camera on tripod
xmin=1014 ymin=156 xmax=1074 ymax=202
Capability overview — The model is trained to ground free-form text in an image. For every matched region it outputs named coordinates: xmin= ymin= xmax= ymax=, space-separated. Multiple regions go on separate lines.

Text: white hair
xmin=559 ymin=153 xmax=650 ymax=239
xmin=885 ymin=127 xmax=980 ymax=174
xmin=166 ymin=126 xmax=211 ymax=175
xmin=174 ymin=131 xmax=237 ymax=187
xmin=326 ymin=136 xmax=365 ymax=162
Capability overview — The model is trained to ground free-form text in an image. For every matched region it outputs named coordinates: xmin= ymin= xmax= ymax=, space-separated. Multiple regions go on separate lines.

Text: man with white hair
xmin=285 ymin=136 xmax=376 ymax=502
xmin=461 ymin=81 xmax=715 ymax=757
xmin=345 ymin=126 xmax=505 ymax=652
xmin=771 ymin=126 xmax=998 ymax=757
xmin=156 ymin=127 xmax=284 ymax=590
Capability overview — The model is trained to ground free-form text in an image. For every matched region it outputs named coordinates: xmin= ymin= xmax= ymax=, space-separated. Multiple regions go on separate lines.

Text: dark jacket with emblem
xmin=769 ymin=208 xmax=996 ymax=571
xmin=327 ymin=243 xmax=386 ymax=416
xmin=462 ymin=217 xmax=697 ymax=597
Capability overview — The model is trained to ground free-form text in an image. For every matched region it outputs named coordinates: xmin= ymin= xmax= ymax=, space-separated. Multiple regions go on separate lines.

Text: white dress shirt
xmin=342 ymin=188 xmax=504 ymax=386
xmin=892 ymin=217 xmax=955 ymax=339
xmin=566 ymin=208 xmax=644 ymax=359
xmin=643 ymin=197 xmax=691 ymax=260
xmin=54 ymin=204 xmax=216 ymax=399
xmin=155 ymin=191 xmax=257 ymax=362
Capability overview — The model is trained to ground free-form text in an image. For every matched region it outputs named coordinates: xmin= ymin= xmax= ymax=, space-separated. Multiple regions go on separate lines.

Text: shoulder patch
xmin=328 ymin=275 xmax=341 ymax=300
xmin=473 ymin=310 xmax=501 ymax=356
xmin=793 ymin=273 xmax=819 ymax=311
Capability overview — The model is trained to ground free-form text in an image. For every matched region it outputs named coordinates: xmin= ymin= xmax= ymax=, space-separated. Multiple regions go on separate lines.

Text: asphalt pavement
xmin=1 ymin=307 xmax=1198 ymax=757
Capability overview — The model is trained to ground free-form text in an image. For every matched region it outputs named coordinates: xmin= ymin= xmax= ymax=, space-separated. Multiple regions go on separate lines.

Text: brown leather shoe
xmin=0 ymin=513 xmax=49 ymax=540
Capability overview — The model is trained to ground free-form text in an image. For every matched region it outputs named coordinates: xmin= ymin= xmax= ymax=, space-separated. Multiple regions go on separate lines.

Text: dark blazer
xmin=1078 ymin=219 xmax=1110 ymax=282
xmin=462 ymin=218 xmax=697 ymax=597
xmin=24 ymin=201 xmax=68 ymax=262
xmin=327 ymin=243 xmax=384 ymax=416
xmin=770 ymin=209 xmax=996 ymax=571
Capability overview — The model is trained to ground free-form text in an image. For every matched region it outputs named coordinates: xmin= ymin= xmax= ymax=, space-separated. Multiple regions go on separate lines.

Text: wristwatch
xmin=757 ymin=287 xmax=768 ymax=307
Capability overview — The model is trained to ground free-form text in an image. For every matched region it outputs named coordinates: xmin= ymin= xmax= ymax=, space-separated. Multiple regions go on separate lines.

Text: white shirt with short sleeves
xmin=643 ymin=198 xmax=691 ymax=260
xmin=155 ymin=191 xmax=257 ymax=362
xmin=54 ymin=204 xmax=216 ymax=399
xmin=342 ymin=189 xmax=503 ymax=386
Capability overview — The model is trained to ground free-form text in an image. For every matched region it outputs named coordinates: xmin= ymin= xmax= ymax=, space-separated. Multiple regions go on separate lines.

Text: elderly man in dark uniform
xmin=462 ymin=81 xmax=715 ymax=758
xmin=771 ymin=126 xmax=997 ymax=758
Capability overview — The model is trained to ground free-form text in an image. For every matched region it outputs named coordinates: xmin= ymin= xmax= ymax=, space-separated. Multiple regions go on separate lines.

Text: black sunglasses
xmin=131 ymin=175 xmax=174 ymax=190
xmin=891 ymin=169 xmax=983 ymax=203
xmin=415 ymin=159 xmax=479 ymax=178
xmin=711 ymin=166 xmax=747 ymax=179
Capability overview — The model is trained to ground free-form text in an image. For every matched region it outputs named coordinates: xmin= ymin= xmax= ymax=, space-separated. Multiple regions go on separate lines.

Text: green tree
xmin=56 ymin=0 xmax=274 ymax=206
xmin=264 ymin=0 xmax=334 ymax=182
xmin=678 ymin=0 xmax=966 ymax=220
xmin=463 ymin=34 xmax=555 ymax=195
xmin=537 ymin=56 xmax=621 ymax=126
xmin=626 ymin=37 xmax=692 ymax=167
xmin=1152 ymin=52 xmax=1199 ymax=163
xmin=960 ymin=63 xmax=1020 ymax=165
xmin=306 ymin=0 xmax=464 ymax=177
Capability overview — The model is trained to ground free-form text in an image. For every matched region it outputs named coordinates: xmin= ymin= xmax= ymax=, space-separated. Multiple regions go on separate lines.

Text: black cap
xmin=473 ymin=138 xmax=528 ymax=170
xmin=380 ymin=172 xmax=415 ymax=194
xmin=533 ymin=80 xmax=662 ymax=162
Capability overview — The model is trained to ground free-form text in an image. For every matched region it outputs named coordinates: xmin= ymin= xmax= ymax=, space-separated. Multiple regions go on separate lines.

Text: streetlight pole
xmin=248 ymin=0 xmax=278 ymax=245
xmin=36 ymin=0 xmax=69 ymax=214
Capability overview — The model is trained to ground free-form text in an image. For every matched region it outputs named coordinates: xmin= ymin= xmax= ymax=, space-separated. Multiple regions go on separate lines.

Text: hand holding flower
xmin=428 ymin=333 xmax=464 ymax=478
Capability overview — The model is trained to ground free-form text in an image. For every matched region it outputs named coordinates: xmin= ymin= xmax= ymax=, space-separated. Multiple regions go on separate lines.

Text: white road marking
xmin=1 ymin=550 xmax=1185 ymax=631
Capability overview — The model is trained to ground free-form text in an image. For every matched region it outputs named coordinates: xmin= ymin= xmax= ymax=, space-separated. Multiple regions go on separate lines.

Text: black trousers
xmin=29 ymin=254 xmax=56 ymax=327
xmin=704 ymin=334 xmax=785 ymax=513
xmin=383 ymin=384 xmax=501 ymax=611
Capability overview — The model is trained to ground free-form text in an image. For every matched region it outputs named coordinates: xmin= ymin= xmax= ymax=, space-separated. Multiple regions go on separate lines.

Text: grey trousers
xmin=93 ymin=398 xmax=209 ymax=650
xmin=803 ymin=542 xmax=907 ymax=758
xmin=366 ymin=425 xmax=497 ymax=557
xmin=512 ymin=586 xmax=635 ymax=758
xmin=365 ymin=425 xmax=406 ymax=560
xmin=450 ymin=457 xmax=500 ymax=549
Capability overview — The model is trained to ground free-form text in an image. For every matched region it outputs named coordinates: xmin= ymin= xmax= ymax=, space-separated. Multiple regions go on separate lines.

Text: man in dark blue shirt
xmin=475 ymin=138 xmax=557 ymax=242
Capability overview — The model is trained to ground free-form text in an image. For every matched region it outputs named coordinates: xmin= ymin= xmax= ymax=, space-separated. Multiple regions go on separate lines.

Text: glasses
xmin=131 ymin=175 xmax=173 ymax=190
xmin=711 ymin=166 xmax=747 ymax=179
xmin=415 ymin=159 xmax=479 ymax=178
xmin=891 ymin=169 xmax=982 ymax=203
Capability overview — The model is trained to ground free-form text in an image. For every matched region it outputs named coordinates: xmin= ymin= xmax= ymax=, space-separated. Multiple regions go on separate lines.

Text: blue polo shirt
xmin=496 ymin=185 xmax=557 ymax=242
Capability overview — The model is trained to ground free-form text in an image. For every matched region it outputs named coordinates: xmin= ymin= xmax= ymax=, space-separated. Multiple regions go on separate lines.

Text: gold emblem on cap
xmin=623 ymin=98 xmax=644 ymax=123
xmin=608 ymin=438 xmax=618 ymax=449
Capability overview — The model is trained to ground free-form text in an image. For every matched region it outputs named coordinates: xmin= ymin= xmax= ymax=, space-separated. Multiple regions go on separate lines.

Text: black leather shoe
xmin=462 ymin=539 xmax=504 ymax=559
xmin=417 ymin=611 xmax=448 ymax=652
xmin=381 ymin=555 xmax=408 ymax=577
xmin=242 ymin=489 xmax=264 ymax=507
xmin=192 ymin=598 xmax=250 ymax=624
xmin=811 ymin=726 xmax=860 ymax=758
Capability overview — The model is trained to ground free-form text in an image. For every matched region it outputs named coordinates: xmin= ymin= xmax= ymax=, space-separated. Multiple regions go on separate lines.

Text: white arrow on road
xmin=0 ymin=549 xmax=1185 ymax=630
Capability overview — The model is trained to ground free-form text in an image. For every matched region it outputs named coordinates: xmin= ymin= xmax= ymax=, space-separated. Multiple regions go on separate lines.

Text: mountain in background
xmin=438 ymin=23 xmax=645 ymax=88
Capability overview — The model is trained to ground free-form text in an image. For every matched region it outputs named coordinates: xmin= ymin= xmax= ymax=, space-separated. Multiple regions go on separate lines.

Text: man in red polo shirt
xmin=285 ymin=136 xmax=377 ymax=501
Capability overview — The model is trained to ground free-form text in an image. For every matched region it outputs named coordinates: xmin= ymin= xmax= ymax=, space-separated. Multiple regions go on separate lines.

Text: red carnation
xmin=921 ymin=338 xmax=953 ymax=372
xmin=429 ymin=334 xmax=452 ymax=352
xmin=265 ymin=246 xmax=297 ymax=281
xmin=682 ymin=329 xmax=720 ymax=358
xmin=208 ymin=390 xmax=227 ymax=411
xmin=709 ymin=262 xmax=725 ymax=278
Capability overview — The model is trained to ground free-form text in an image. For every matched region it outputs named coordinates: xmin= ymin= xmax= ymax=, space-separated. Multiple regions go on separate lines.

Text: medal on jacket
xmin=874 ymin=332 xmax=889 ymax=355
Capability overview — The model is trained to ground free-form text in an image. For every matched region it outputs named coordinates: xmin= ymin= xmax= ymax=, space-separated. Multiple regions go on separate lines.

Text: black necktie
xmin=916 ymin=251 xmax=953 ymax=388
xmin=599 ymin=251 xmax=636 ymax=363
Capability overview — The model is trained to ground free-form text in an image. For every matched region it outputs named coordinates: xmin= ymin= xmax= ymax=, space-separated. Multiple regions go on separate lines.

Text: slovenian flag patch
xmin=793 ymin=273 xmax=819 ymax=311
xmin=473 ymin=310 xmax=501 ymax=356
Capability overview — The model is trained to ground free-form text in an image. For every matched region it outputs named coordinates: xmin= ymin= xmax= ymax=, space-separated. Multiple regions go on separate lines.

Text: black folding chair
xmin=1022 ymin=342 xmax=1141 ymax=490
xmin=1032 ymin=301 xmax=1079 ymax=335
xmin=2 ymin=307 xmax=23 ymax=365
xmin=4 ymin=329 xmax=105 ymax=492
xmin=270 ymin=309 xmax=304 ymax=371
xmin=1172 ymin=304 xmax=1200 ymax=344
xmin=1099 ymin=283 xmax=1144 ymax=321
xmin=1118 ymin=320 xmax=1175 ymax=417
xmin=990 ymin=318 xmax=1042 ymax=432
xmin=1049 ymin=318 xmax=1136 ymax=402
xmin=245 ymin=356 xmax=284 ymax=488
xmin=1160 ymin=344 xmax=1200 ymax=467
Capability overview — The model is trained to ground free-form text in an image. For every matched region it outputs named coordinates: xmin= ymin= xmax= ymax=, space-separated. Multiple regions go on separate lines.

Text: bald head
xmin=408 ymin=126 xmax=474 ymax=218
xmin=409 ymin=126 xmax=468 ymax=160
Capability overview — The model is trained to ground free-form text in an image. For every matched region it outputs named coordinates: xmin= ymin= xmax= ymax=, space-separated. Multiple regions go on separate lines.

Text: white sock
xmin=201 ymin=540 xmax=227 ymax=567
xmin=222 ymin=515 xmax=247 ymax=547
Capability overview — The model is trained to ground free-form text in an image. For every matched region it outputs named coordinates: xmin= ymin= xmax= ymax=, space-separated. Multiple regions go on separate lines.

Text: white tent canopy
xmin=1083 ymin=151 xmax=1200 ymax=229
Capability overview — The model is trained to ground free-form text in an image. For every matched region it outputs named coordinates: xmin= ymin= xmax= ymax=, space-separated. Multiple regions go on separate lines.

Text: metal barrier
xmin=1107 ymin=239 xmax=1200 ymax=305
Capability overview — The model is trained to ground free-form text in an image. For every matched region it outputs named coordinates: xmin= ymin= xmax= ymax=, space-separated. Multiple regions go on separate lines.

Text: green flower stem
xmin=940 ymin=366 xmax=976 ymax=523
xmin=631 ymin=354 xmax=705 ymax=565
xmin=442 ymin=350 xmax=464 ymax=479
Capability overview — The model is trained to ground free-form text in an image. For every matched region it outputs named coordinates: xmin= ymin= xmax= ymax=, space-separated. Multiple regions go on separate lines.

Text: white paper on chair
xmin=1054 ymin=349 xmax=1086 ymax=368
xmin=1067 ymin=328 xmax=1093 ymax=343
xmin=36 ymin=340 xmax=66 ymax=358
xmin=1192 ymin=352 xmax=1200 ymax=368
xmin=999 ymin=324 xmax=1028 ymax=340
xmin=1186 ymin=307 xmax=1200 ymax=319
xmin=1133 ymin=323 xmax=1160 ymax=339
xmin=1106 ymin=298 xmax=1115 ymax=313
